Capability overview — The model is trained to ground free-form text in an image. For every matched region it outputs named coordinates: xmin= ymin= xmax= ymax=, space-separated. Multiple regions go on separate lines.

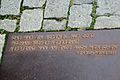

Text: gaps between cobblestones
xmin=14 ymin=0 xmax=44 ymax=32
xmin=40 ymin=0 xmax=67 ymax=32
xmin=14 ymin=0 xmax=24 ymax=32
xmin=89 ymin=0 xmax=97 ymax=30
xmin=44 ymin=17 xmax=66 ymax=21
xmin=0 ymin=15 xmax=20 ymax=20
xmin=2 ymin=27 xmax=120 ymax=33
xmin=0 ymin=0 xmax=1 ymax=8
xmin=65 ymin=26 xmax=87 ymax=31
xmin=0 ymin=0 xmax=95 ymax=33
xmin=14 ymin=17 xmax=21 ymax=32
xmin=0 ymin=29 xmax=9 ymax=34
xmin=19 ymin=0 xmax=24 ymax=14
xmin=22 ymin=6 xmax=43 ymax=10
xmin=65 ymin=0 xmax=74 ymax=31
xmin=94 ymin=28 xmax=120 ymax=30
xmin=74 ymin=3 xmax=93 ymax=5
xmin=97 ymin=13 xmax=113 ymax=17
xmin=39 ymin=0 xmax=47 ymax=32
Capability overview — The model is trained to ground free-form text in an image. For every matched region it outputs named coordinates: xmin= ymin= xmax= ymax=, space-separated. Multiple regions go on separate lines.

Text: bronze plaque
xmin=0 ymin=30 xmax=120 ymax=80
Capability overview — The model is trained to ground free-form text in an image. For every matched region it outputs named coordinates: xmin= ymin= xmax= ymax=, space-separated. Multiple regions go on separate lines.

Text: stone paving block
xmin=68 ymin=5 xmax=92 ymax=28
xmin=94 ymin=16 xmax=120 ymax=29
xmin=74 ymin=0 xmax=94 ymax=4
xmin=0 ymin=19 xmax=17 ymax=32
xmin=97 ymin=0 xmax=120 ymax=15
xmin=20 ymin=9 xmax=43 ymax=32
xmin=0 ymin=34 xmax=6 ymax=60
xmin=23 ymin=0 xmax=46 ymax=7
xmin=44 ymin=0 xmax=70 ymax=18
xmin=43 ymin=19 xmax=66 ymax=30
xmin=0 ymin=0 xmax=22 ymax=15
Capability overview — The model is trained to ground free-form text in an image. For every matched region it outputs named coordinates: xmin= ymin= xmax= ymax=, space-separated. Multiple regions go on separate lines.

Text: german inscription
xmin=9 ymin=32 xmax=118 ymax=56
xmin=1 ymin=30 xmax=120 ymax=80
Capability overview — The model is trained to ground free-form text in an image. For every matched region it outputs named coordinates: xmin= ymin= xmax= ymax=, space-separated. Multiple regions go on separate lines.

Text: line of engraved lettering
xmin=12 ymin=41 xmax=31 ymax=46
xmin=12 ymin=35 xmax=34 ymax=40
xmin=12 ymin=35 xmax=44 ymax=40
xmin=76 ymin=50 xmax=117 ymax=56
xmin=46 ymin=34 xmax=68 ymax=39
xmin=51 ymin=39 xmax=79 ymax=45
xmin=11 ymin=33 xmax=95 ymax=41
xmin=74 ymin=45 xmax=117 ymax=51
xmin=59 ymin=45 xmax=73 ymax=51
xmin=12 ymin=36 xmax=22 ymax=40
xmin=23 ymin=35 xmax=34 ymax=40
xmin=36 ymin=35 xmax=44 ymax=39
xmin=10 ymin=46 xmax=35 ymax=52
xmin=48 ymin=45 xmax=73 ymax=51
xmin=37 ymin=46 xmax=48 ymax=50
xmin=12 ymin=39 xmax=79 ymax=46
xmin=32 ymin=39 xmax=80 ymax=45
xmin=36 ymin=45 xmax=73 ymax=51
xmin=71 ymin=33 xmax=95 ymax=39
xmin=46 ymin=45 xmax=73 ymax=51
xmin=50 ymin=46 xmax=58 ymax=50
xmin=11 ymin=41 xmax=19 ymax=45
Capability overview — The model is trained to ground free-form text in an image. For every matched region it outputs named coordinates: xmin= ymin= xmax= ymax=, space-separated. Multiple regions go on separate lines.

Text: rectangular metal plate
xmin=0 ymin=30 xmax=120 ymax=80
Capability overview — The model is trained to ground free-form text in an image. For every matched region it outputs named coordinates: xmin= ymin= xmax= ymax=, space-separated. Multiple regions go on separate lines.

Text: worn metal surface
xmin=0 ymin=30 xmax=120 ymax=80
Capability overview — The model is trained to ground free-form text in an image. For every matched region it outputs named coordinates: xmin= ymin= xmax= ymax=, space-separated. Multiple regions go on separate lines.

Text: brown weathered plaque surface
xmin=0 ymin=30 xmax=120 ymax=80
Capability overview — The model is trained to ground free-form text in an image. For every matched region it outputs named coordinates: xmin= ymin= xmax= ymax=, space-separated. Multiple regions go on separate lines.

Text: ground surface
xmin=0 ymin=0 xmax=120 ymax=60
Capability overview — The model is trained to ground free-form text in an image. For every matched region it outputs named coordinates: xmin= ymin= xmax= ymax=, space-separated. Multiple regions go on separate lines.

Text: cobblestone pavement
xmin=0 ymin=0 xmax=120 ymax=60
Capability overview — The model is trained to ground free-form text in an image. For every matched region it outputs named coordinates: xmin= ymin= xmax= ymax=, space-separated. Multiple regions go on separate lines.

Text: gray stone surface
xmin=20 ymin=9 xmax=43 ymax=32
xmin=44 ymin=0 xmax=70 ymax=18
xmin=0 ymin=19 xmax=17 ymax=32
xmin=0 ymin=34 xmax=6 ymax=60
xmin=0 ymin=0 xmax=22 ymax=15
xmin=68 ymin=5 xmax=92 ymax=28
xmin=23 ymin=0 xmax=46 ymax=7
xmin=97 ymin=0 xmax=120 ymax=15
xmin=43 ymin=19 xmax=66 ymax=30
xmin=74 ymin=0 xmax=94 ymax=4
xmin=94 ymin=16 xmax=120 ymax=29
